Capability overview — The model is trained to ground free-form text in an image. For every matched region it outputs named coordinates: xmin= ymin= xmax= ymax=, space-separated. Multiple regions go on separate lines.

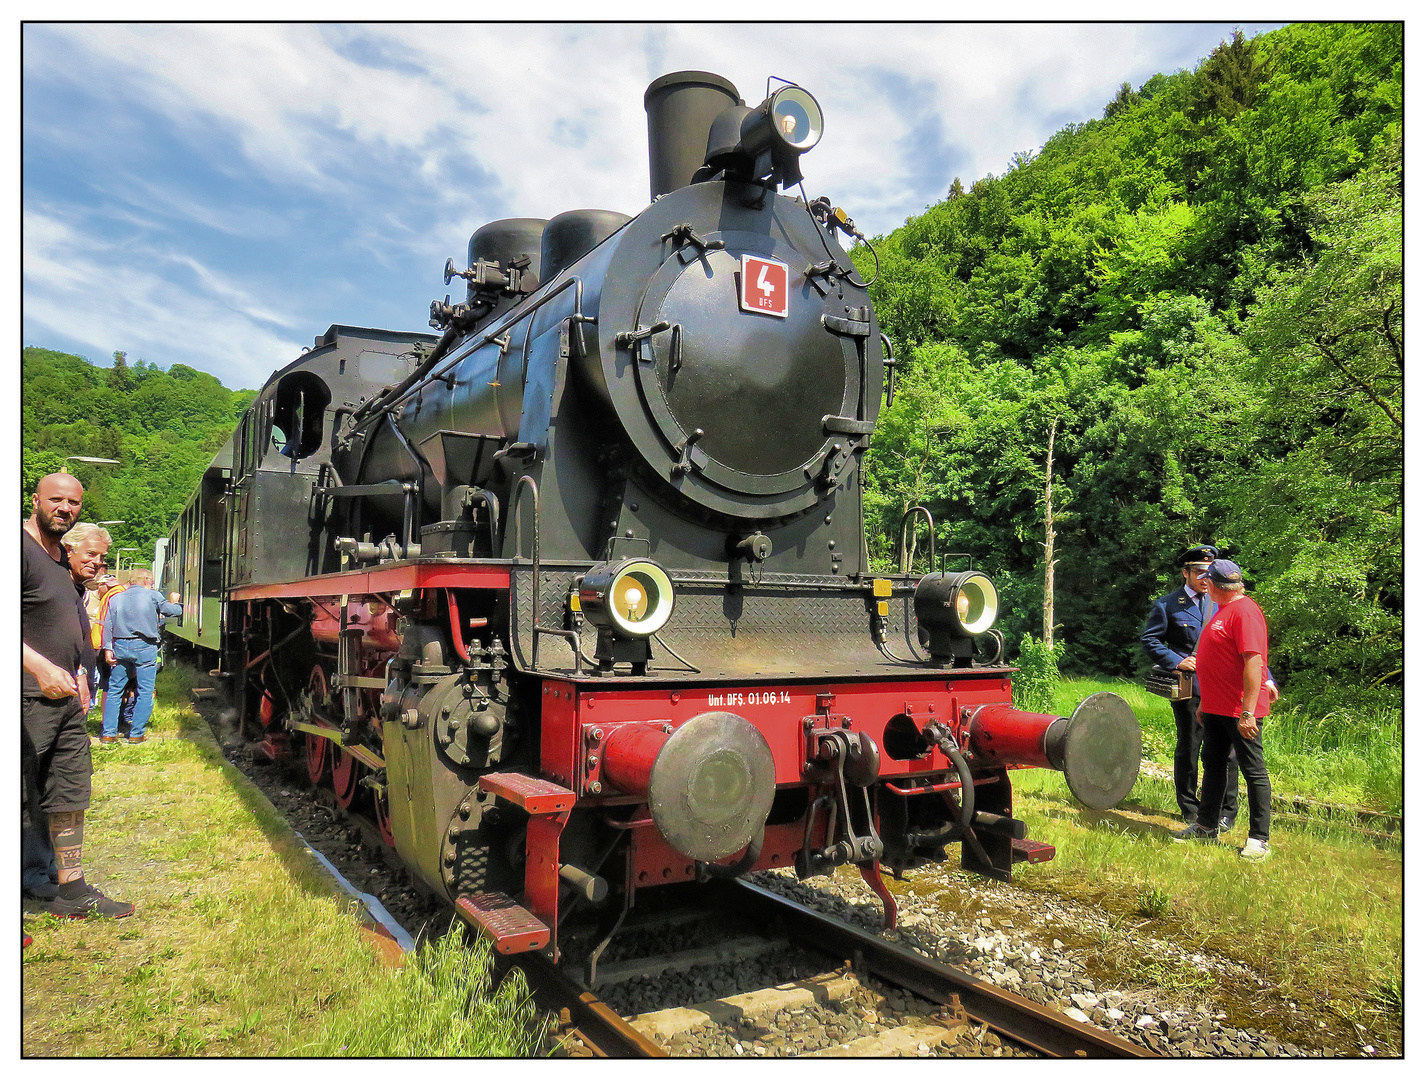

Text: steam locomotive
xmin=159 ymin=71 xmax=1140 ymax=959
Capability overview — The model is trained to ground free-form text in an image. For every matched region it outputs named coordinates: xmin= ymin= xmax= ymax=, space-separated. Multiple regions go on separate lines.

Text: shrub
xmin=1013 ymin=635 xmax=1064 ymax=714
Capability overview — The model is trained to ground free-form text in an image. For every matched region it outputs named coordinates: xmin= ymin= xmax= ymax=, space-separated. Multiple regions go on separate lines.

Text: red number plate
xmin=740 ymin=254 xmax=789 ymax=318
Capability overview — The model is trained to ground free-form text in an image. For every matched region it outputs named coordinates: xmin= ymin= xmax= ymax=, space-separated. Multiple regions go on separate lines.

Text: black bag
xmin=1145 ymin=666 xmax=1194 ymax=701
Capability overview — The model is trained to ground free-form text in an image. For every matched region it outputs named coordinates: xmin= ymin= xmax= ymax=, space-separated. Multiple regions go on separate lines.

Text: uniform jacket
xmin=1141 ymin=585 xmax=1211 ymax=670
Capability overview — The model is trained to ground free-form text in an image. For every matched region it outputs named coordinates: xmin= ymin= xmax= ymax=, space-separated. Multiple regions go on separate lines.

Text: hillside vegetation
xmin=21 ymin=347 xmax=256 ymax=559
xmin=21 ymin=25 xmax=1401 ymax=718
xmin=855 ymin=23 xmax=1402 ymax=714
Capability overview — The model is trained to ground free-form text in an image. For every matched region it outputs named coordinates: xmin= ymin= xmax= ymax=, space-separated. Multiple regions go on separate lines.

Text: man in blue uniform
xmin=1142 ymin=546 xmax=1252 ymax=829
xmin=100 ymin=568 xmax=182 ymax=745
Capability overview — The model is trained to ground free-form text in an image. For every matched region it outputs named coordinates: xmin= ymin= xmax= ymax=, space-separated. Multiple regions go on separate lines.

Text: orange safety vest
xmin=91 ymin=584 xmax=128 ymax=650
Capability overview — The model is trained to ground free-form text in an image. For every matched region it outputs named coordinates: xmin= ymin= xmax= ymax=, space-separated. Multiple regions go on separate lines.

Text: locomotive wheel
xmin=331 ymin=748 xmax=359 ymax=808
xmin=258 ymin=689 xmax=275 ymax=728
xmin=373 ymin=786 xmax=396 ymax=847
xmin=305 ymin=664 xmax=331 ymax=784
xmin=305 ymin=734 xmax=328 ymax=785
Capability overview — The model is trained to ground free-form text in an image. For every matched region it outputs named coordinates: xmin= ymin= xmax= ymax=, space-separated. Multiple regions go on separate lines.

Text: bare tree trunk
xmin=1042 ymin=417 xmax=1058 ymax=649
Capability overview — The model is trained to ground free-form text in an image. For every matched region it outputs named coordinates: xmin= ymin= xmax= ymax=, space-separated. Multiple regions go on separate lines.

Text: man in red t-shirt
xmin=1172 ymin=559 xmax=1276 ymax=860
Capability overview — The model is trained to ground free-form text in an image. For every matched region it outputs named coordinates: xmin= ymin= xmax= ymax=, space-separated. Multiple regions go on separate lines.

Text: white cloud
xmin=23 ymin=207 xmax=305 ymax=388
xmin=22 ymin=21 xmax=1276 ymax=387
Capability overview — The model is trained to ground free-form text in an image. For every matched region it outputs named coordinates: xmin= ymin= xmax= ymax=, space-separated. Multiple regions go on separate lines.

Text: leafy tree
xmin=1230 ymin=135 xmax=1402 ymax=696
xmin=859 ymin=22 xmax=1401 ymax=704
xmin=1103 ymin=81 xmax=1140 ymax=120
xmin=109 ymin=350 xmax=132 ymax=392
xmin=1189 ymin=29 xmax=1273 ymax=121
xmin=21 ymin=347 xmax=256 ymax=558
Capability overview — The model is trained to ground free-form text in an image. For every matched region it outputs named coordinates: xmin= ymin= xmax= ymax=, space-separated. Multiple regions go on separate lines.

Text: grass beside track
xmin=1012 ymin=676 xmax=1404 ymax=1054
xmin=21 ymin=664 xmax=546 ymax=1057
xmin=22 ymin=667 xmax=1401 ymax=1056
xmin=1057 ymin=677 xmax=1403 ymax=816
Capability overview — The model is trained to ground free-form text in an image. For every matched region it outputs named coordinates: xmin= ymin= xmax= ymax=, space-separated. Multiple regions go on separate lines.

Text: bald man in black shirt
xmin=22 ymin=473 xmax=132 ymax=920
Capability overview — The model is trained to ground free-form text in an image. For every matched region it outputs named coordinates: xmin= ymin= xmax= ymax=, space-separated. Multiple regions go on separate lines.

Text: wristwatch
xmin=1239 ymin=710 xmax=1254 ymax=723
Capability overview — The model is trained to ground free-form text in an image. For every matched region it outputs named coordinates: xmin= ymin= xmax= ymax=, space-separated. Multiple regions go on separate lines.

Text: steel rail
xmin=729 ymin=879 xmax=1153 ymax=1059
xmin=513 ymin=950 xmax=665 ymax=1058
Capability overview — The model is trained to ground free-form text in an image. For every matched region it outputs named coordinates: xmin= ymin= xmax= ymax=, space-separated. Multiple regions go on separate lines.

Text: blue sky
xmin=22 ymin=22 xmax=1286 ymax=393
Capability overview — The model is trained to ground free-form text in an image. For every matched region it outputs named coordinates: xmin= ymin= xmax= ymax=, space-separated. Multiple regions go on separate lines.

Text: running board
xmin=456 ymin=891 xmax=550 ymax=954
xmin=477 ymin=772 xmax=576 ymax=814
xmin=1011 ymin=838 xmax=1056 ymax=864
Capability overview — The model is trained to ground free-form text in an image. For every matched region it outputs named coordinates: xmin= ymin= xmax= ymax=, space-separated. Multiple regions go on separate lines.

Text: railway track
xmin=513 ymin=952 xmax=666 ymax=1057
xmin=731 ymin=879 xmax=1151 ymax=1058
xmin=514 ymin=879 xmax=1151 ymax=1059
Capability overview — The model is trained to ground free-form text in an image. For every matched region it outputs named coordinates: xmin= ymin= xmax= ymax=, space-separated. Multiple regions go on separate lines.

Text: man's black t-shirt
xmin=21 ymin=528 xmax=91 ymax=698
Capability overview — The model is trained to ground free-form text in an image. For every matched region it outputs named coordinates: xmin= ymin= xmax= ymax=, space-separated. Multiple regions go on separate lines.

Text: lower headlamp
xmin=579 ymin=558 xmax=675 ymax=639
xmin=913 ymin=570 xmax=1001 ymax=665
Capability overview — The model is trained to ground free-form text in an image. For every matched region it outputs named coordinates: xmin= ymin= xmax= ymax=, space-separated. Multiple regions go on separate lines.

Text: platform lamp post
xmin=62 ymin=455 xmax=120 ymax=473
xmin=98 ymin=522 xmax=126 ymax=565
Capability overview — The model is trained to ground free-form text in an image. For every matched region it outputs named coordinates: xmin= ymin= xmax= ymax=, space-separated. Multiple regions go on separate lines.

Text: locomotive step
xmin=477 ymin=772 xmax=576 ymax=814
xmin=1010 ymin=838 xmax=1056 ymax=864
xmin=456 ymin=891 xmax=551 ymax=954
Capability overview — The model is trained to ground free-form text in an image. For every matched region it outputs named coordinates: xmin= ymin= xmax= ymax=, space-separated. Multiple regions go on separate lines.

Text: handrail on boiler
xmin=510 ymin=473 xmax=587 ymax=675
xmin=898 ymin=505 xmax=935 ymax=574
xmin=377 ymin=274 xmax=592 ymax=421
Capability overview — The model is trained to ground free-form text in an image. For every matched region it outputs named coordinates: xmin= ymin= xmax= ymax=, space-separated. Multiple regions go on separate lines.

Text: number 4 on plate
xmin=739 ymin=254 xmax=789 ymax=318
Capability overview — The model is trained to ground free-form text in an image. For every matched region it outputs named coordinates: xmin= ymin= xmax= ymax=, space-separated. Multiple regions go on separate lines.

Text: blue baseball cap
xmin=1206 ymin=559 xmax=1245 ymax=585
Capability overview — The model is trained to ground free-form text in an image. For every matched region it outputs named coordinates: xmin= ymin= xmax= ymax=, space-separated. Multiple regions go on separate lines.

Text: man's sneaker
xmin=1240 ymin=838 xmax=1271 ymax=861
xmin=128 ymin=734 xmax=147 ymax=744
xmin=1171 ymin=823 xmax=1219 ymax=842
xmin=99 ymin=736 xmax=119 ymax=745
xmin=1218 ymin=816 xmax=1236 ymax=832
xmin=45 ymin=885 xmax=134 ymax=919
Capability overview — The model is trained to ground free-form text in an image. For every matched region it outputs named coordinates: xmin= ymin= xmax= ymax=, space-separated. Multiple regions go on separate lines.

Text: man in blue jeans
xmin=100 ymin=569 xmax=181 ymax=744
xmin=1142 ymin=545 xmax=1242 ymax=829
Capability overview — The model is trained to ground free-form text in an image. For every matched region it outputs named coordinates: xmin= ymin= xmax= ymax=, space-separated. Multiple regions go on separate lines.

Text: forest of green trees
xmin=855 ymin=23 xmax=1401 ymax=713
xmin=21 ymin=23 xmax=1400 ymax=716
xmin=21 ymin=347 xmax=256 ymax=563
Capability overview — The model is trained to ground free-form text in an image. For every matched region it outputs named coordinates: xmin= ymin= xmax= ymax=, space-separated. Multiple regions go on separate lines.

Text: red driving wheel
xmin=258 ymin=690 xmax=275 ymax=728
xmin=331 ymin=748 xmax=358 ymax=808
xmin=305 ymin=665 xmax=330 ymax=784
xmin=373 ymin=786 xmax=396 ymax=847
xmin=305 ymin=734 xmax=328 ymax=784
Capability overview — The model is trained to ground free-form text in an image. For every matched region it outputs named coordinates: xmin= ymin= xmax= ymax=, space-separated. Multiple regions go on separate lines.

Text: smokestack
xmin=643 ymin=71 xmax=742 ymax=201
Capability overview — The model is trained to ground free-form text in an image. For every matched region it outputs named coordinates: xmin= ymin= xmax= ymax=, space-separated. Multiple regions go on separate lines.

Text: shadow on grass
xmin=171 ymin=693 xmax=349 ymax=902
xmin=1040 ymin=803 xmax=1193 ymax=843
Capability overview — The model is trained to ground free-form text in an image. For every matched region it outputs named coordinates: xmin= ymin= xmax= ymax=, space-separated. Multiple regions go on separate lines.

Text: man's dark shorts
xmin=21 ymin=696 xmax=92 ymax=819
